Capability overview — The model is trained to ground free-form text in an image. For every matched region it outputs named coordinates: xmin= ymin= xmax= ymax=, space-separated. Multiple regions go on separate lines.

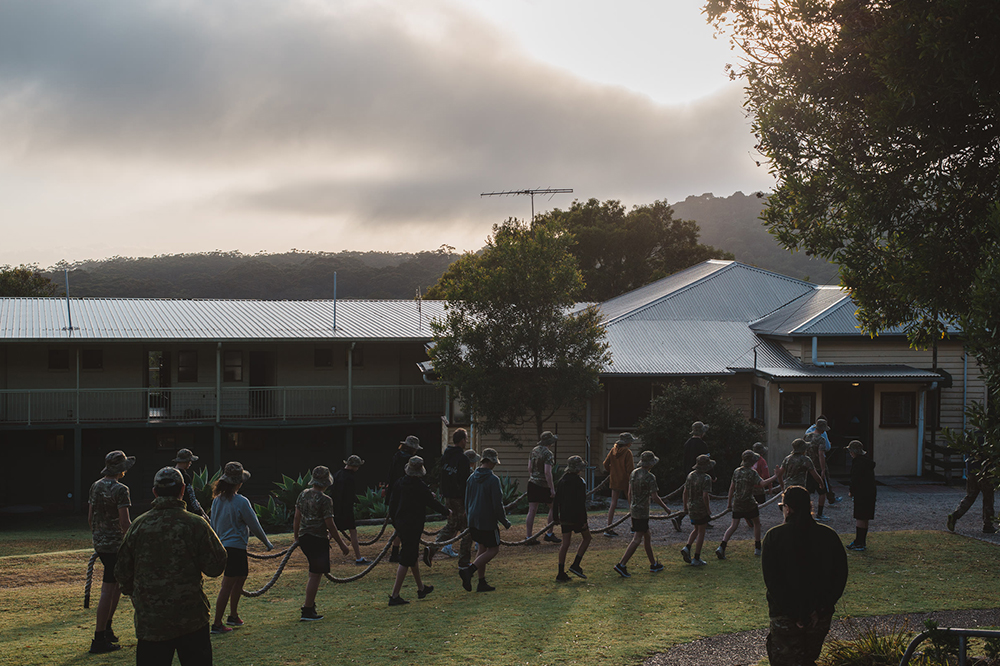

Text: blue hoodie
xmin=465 ymin=467 xmax=511 ymax=531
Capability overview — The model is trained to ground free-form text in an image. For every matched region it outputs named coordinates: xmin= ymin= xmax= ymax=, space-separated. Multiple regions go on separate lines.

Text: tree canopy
xmin=0 ymin=265 xmax=59 ymax=297
xmin=429 ymin=218 xmax=610 ymax=442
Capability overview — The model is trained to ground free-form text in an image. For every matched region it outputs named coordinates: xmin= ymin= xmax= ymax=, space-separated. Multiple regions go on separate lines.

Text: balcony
xmin=0 ymin=385 xmax=446 ymax=425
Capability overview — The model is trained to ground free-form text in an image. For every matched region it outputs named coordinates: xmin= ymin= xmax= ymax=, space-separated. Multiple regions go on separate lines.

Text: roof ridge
xmin=790 ymin=293 xmax=852 ymax=334
xmin=605 ymin=261 xmax=734 ymax=325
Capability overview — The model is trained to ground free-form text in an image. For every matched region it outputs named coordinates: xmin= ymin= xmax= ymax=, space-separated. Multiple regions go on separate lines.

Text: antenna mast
xmin=480 ymin=188 xmax=573 ymax=221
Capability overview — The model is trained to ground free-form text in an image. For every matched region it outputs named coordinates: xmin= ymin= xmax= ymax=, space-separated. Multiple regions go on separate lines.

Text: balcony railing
xmin=0 ymin=385 xmax=445 ymax=424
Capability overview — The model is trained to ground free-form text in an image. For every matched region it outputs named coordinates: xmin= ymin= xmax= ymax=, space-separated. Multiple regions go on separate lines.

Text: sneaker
xmin=680 ymin=546 xmax=692 ymax=564
xmin=355 ymin=557 xmax=371 ymax=566
xmin=211 ymin=624 xmax=233 ymax=634
xmin=613 ymin=563 xmax=630 ymax=578
xmin=525 ymin=538 xmax=541 ymax=546
xmin=715 ymin=546 xmax=726 ymax=560
xmin=417 ymin=585 xmax=434 ymax=599
xmin=754 ymin=547 xmax=762 ymax=557
xmin=984 ymin=524 xmax=998 ymax=534
xmin=556 ymin=571 xmax=570 ymax=582
xmin=423 ymin=547 xmax=433 ymax=567
xmin=225 ymin=616 xmax=244 ymax=627
xmin=846 ymin=541 xmax=866 ymax=551
xmin=388 ymin=595 xmax=409 ymax=606
xmin=568 ymin=563 xmax=587 ymax=579
xmin=671 ymin=516 xmax=683 ymax=532
xmin=829 ymin=495 xmax=843 ymax=504
xmin=441 ymin=545 xmax=459 ymax=558
xmin=691 ymin=558 xmax=707 ymax=567
xmin=604 ymin=529 xmax=618 ymax=537
xmin=815 ymin=514 xmax=830 ymax=522
xmin=476 ymin=578 xmax=496 ymax=592
xmin=459 ymin=565 xmax=474 ymax=592
xmin=544 ymin=533 xmax=562 ymax=544
xmin=649 ymin=562 xmax=664 ymax=573
xmin=89 ymin=638 xmax=121 ymax=654
xmin=946 ymin=513 xmax=956 ymax=532
xmin=105 ymin=628 xmax=119 ymax=643
xmin=300 ymin=606 xmax=324 ymax=621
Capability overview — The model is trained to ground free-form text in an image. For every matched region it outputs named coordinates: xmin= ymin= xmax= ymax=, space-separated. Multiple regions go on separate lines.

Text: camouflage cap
xmin=405 ymin=455 xmax=427 ymax=477
xmin=153 ymin=466 xmax=184 ymax=489
xmin=400 ymin=435 xmax=423 ymax=451
xmin=172 ymin=448 xmax=198 ymax=463
xmin=310 ymin=465 xmax=334 ymax=488
xmin=693 ymin=454 xmax=715 ymax=471
xmin=464 ymin=449 xmax=481 ymax=465
xmin=741 ymin=450 xmax=760 ymax=466
xmin=752 ymin=442 xmax=768 ymax=455
xmin=791 ymin=437 xmax=807 ymax=452
xmin=221 ymin=461 xmax=251 ymax=485
xmin=344 ymin=455 xmax=365 ymax=467
xmin=847 ymin=440 xmax=866 ymax=455
xmin=815 ymin=418 xmax=831 ymax=432
xmin=637 ymin=450 xmax=659 ymax=468
xmin=539 ymin=431 xmax=558 ymax=447
xmin=480 ymin=448 xmax=501 ymax=465
xmin=616 ymin=432 xmax=636 ymax=445
xmin=566 ymin=455 xmax=586 ymax=473
xmin=690 ymin=421 xmax=709 ymax=436
xmin=101 ymin=450 xmax=136 ymax=476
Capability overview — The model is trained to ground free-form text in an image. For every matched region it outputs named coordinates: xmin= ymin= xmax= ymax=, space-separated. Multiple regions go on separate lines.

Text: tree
xmin=705 ymin=0 xmax=1000 ymax=460
xmin=539 ymin=198 xmax=733 ymax=302
xmin=429 ymin=218 xmax=610 ymax=443
xmin=636 ymin=380 xmax=764 ymax=493
xmin=0 ymin=265 xmax=59 ymax=297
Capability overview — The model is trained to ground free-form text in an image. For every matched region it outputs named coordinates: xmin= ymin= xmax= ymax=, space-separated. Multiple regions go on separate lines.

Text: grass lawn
xmin=1 ymin=514 xmax=998 ymax=666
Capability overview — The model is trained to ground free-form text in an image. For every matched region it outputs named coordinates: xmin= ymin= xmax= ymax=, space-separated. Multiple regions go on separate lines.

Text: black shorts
xmin=733 ymin=506 xmax=760 ymax=521
xmin=854 ymin=495 xmax=876 ymax=521
xmin=560 ymin=523 xmax=589 ymax=535
xmin=806 ymin=475 xmax=827 ymax=494
xmin=298 ymin=534 xmax=331 ymax=574
xmin=397 ymin=532 xmax=420 ymax=567
xmin=527 ymin=482 xmax=553 ymax=504
xmin=97 ymin=551 xmax=118 ymax=584
xmin=469 ymin=527 xmax=500 ymax=548
xmin=690 ymin=514 xmax=710 ymax=526
xmin=631 ymin=518 xmax=649 ymax=533
xmin=334 ymin=511 xmax=356 ymax=532
xmin=224 ymin=547 xmax=249 ymax=577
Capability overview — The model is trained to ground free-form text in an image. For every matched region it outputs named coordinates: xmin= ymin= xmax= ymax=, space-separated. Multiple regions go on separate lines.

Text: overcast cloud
xmin=0 ymin=0 xmax=773 ymax=266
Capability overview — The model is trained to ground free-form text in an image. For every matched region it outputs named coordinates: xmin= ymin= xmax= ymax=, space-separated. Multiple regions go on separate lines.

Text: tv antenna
xmin=481 ymin=188 xmax=573 ymax=221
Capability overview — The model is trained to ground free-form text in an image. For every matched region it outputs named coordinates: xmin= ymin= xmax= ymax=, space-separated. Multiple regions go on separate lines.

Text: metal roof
xmin=755 ymin=364 xmax=944 ymax=382
xmin=0 ymin=298 xmax=446 ymax=341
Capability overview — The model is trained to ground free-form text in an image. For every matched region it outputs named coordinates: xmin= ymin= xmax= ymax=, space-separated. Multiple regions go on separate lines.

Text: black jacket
xmin=761 ymin=520 xmax=848 ymax=619
xmin=553 ymin=473 xmax=587 ymax=526
xmin=385 ymin=449 xmax=413 ymax=507
xmin=439 ymin=446 xmax=472 ymax=500
xmin=849 ymin=455 xmax=877 ymax=499
xmin=388 ymin=475 xmax=447 ymax=536
xmin=330 ymin=468 xmax=356 ymax=519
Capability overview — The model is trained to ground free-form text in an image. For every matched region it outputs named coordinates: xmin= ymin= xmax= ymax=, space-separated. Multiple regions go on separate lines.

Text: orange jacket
xmin=603 ymin=445 xmax=634 ymax=492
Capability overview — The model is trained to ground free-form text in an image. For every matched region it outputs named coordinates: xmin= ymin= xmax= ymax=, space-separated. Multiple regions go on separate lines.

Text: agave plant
xmin=191 ymin=467 xmax=222 ymax=516
xmin=354 ymin=487 xmax=388 ymax=520
xmin=270 ymin=470 xmax=312 ymax=512
xmin=499 ymin=473 xmax=528 ymax=514
xmin=253 ymin=496 xmax=292 ymax=532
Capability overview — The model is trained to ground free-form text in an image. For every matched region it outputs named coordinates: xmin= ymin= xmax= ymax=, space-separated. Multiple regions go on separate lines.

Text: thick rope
xmin=83 ymin=551 xmax=98 ymax=609
xmin=241 ymin=542 xmax=301 ymax=598
xmin=326 ymin=532 xmax=396 ymax=583
xmin=356 ymin=516 xmax=391 ymax=545
xmin=504 ymin=492 xmax=527 ymax=511
xmin=587 ymin=477 xmax=610 ymax=496
xmin=500 ymin=521 xmax=559 ymax=546
xmin=246 ymin=546 xmax=292 ymax=560
xmin=420 ymin=528 xmax=468 ymax=547
xmin=588 ymin=511 xmax=634 ymax=534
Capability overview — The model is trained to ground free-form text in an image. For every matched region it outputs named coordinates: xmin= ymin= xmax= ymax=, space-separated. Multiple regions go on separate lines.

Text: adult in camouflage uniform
xmin=613 ymin=450 xmax=670 ymax=577
xmin=804 ymin=432 xmax=829 ymax=521
xmin=525 ymin=431 xmax=561 ymax=544
xmin=87 ymin=450 xmax=134 ymax=654
xmin=776 ymin=439 xmax=824 ymax=495
xmin=716 ymin=450 xmax=776 ymax=560
xmin=173 ymin=448 xmax=207 ymax=518
xmin=762 ymin=486 xmax=847 ymax=666
xmin=293 ymin=466 xmax=351 ymax=621
xmin=115 ymin=466 xmax=228 ymax=666
xmin=681 ymin=454 xmax=715 ymax=566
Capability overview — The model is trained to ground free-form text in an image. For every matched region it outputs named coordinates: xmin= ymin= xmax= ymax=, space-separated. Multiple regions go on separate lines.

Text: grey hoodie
xmin=465 ymin=467 xmax=511 ymax=531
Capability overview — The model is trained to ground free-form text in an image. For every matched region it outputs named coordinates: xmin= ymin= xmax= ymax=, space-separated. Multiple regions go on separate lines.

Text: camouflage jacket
xmin=628 ymin=467 xmax=659 ymax=520
xmin=780 ymin=452 xmax=815 ymax=488
xmin=528 ymin=445 xmax=555 ymax=488
xmin=685 ymin=471 xmax=713 ymax=520
xmin=115 ymin=496 xmax=227 ymax=641
xmin=731 ymin=466 xmax=763 ymax=514
xmin=89 ymin=477 xmax=131 ymax=553
xmin=296 ymin=487 xmax=334 ymax=539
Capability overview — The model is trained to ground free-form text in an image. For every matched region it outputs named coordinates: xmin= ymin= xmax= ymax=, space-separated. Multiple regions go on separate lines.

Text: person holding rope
xmin=387 ymin=456 xmax=451 ymax=606
xmin=673 ymin=421 xmax=711 ymax=531
xmin=804 ymin=431 xmax=830 ymax=522
xmin=424 ymin=428 xmax=474 ymax=568
xmin=681 ymin=454 xmax=715 ymax=566
xmin=386 ymin=435 xmax=422 ymax=562
xmin=115 ymin=467 xmax=228 ymax=666
xmin=461 ymin=448 xmax=511 ymax=593
xmin=332 ymin=455 xmax=370 ymax=566
xmin=716 ymin=450 xmax=775 ymax=560
xmin=751 ymin=442 xmax=772 ymax=505
xmin=87 ymin=450 xmax=134 ymax=654
xmin=946 ymin=432 xmax=996 ymax=534
xmin=525 ymin=431 xmax=561 ymax=545
xmin=614 ymin=450 xmax=669 ymax=577
xmin=173 ymin=448 xmax=208 ymax=519
xmin=775 ymin=439 xmax=825 ymax=509
xmin=293 ymin=466 xmax=351 ymax=621
xmin=553 ymin=455 xmax=592 ymax=581
xmin=209 ymin=461 xmax=274 ymax=634
xmin=602 ymin=433 xmax=635 ymax=537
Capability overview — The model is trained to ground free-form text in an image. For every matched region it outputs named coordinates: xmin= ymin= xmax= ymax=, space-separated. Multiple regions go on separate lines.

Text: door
xmin=248 ymin=351 xmax=276 ymax=417
xmin=821 ymin=382 xmax=873 ymax=476
xmin=147 ymin=351 xmax=171 ymax=418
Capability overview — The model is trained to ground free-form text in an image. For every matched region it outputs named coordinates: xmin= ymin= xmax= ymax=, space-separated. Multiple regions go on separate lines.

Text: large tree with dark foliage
xmin=0 ymin=264 xmax=59 ymax=297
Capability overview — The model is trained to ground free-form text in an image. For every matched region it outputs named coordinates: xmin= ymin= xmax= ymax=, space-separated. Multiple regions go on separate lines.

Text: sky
xmin=0 ymin=0 xmax=773 ymax=267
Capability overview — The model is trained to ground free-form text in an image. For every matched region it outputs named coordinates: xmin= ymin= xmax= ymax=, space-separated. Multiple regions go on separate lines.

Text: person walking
xmin=115 ymin=467 xmax=228 ymax=666
xmin=293 ymin=466 xmax=351 ymax=621
xmin=386 ymin=435 xmax=422 ymax=562
xmin=424 ymin=428 xmax=474 ymax=568
xmin=751 ymin=442 xmax=773 ymax=505
xmin=804 ymin=431 xmax=829 ymax=521
xmin=525 ymin=431 xmax=561 ymax=545
xmin=805 ymin=417 xmax=840 ymax=504
xmin=681 ymin=454 xmax=715 ymax=566
xmin=614 ymin=450 xmax=670 ymax=577
xmin=761 ymin=485 xmax=848 ymax=666
xmin=173 ymin=448 xmax=207 ymax=518
xmin=946 ymin=434 xmax=996 ymax=534
xmin=602 ymin=433 xmax=635 ymax=537
xmin=209 ymin=461 xmax=274 ymax=634
xmin=553 ymin=456 xmax=592 ymax=581
xmin=846 ymin=440 xmax=876 ymax=551
xmin=775 ymin=438 xmax=824 ymax=495
xmin=332 ymin=455 xmax=369 ymax=565
xmin=87 ymin=450 xmax=134 ymax=654
xmin=673 ymin=421 xmax=711 ymax=531
xmin=716 ymin=450 xmax=775 ymax=559
xmin=461 ymin=448 xmax=511 ymax=593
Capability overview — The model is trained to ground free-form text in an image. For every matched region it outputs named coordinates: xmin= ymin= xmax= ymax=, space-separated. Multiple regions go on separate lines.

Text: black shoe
xmin=210 ymin=624 xmax=233 ymax=634
xmin=604 ymin=529 xmax=618 ymax=537
xmin=613 ymin=563 xmax=630 ymax=578
xmin=671 ymin=516 xmax=683 ymax=532
xmin=417 ymin=585 xmax=434 ymax=599
xmin=300 ymin=606 xmax=324 ymax=621
xmin=105 ymin=628 xmax=119 ymax=643
xmin=477 ymin=578 xmax=496 ymax=592
xmin=568 ymin=563 xmax=587 ymax=579
xmin=459 ymin=565 xmax=474 ymax=592
xmin=715 ymin=546 xmax=726 ymax=560
xmin=985 ymin=524 xmax=998 ymax=534
xmin=556 ymin=571 xmax=570 ymax=582
xmin=89 ymin=638 xmax=121 ymax=654
xmin=543 ymin=533 xmax=562 ymax=544
xmin=388 ymin=595 xmax=409 ymax=606
xmin=423 ymin=547 xmax=433 ymax=567
xmin=649 ymin=562 xmax=664 ymax=573
xmin=389 ymin=546 xmax=400 ymax=563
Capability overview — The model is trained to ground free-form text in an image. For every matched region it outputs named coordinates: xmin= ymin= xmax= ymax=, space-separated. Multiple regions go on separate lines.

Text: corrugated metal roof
xmin=756 ymin=364 xmax=944 ymax=381
xmin=0 ymin=298 xmax=447 ymax=341
xmin=749 ymin=287 xmax=850 ymax=335
xmin=598 ymin=260 xmax=731 ymax=322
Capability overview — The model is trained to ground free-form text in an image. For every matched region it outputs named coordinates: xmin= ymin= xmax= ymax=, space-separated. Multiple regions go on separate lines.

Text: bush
xmin=191 ymin=467 xmax=222 ymax=516
xmin=819 ymin=619 xmax=914 ymax=665
xmin=499 ymin=473 xmax=528 ymax=514
xmin=354 ymin=487 xmax=388 ymax=520
xmin=270 ymin=470 xmax=312 ymax=513
xmin=635 ymin=379 xmax=765 ymax=493
xmin=253 ymin=496 xmax=292 ymax=532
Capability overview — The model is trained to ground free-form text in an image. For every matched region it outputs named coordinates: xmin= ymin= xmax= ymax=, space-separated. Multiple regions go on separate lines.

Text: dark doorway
xmin=248 ymin=351 xmax=276 ymax=417
xmin=822 ymin=382 xmax=873 ymax=476
xmin=147 ymin=351 xmax=171 ymax=418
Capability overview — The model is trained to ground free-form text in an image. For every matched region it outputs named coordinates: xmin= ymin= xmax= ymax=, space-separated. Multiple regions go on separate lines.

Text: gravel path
xmin=640 ymin=477 xmax=1000 ymax=666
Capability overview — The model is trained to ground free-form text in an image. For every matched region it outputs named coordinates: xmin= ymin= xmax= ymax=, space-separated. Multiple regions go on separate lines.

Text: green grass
xmin=1 ymin=518 xmax=998 ymax=666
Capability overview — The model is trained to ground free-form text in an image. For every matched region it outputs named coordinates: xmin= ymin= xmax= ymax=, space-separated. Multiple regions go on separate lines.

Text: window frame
xmin=880 ymin=391 xmax=917 ymax=428
xmin=779 ymin=391 xmax=816 ymax=427
xmin=177 ymin=350 xmax=198 ymax=383
xmin=751 ymin=384 xmax=766 ymax=425
xmin=223 ymin=350 xmax=243 ymax=382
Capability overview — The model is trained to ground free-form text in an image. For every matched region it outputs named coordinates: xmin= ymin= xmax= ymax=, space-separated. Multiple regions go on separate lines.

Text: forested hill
xmin=670 ymin=192 xmax=839 ymax=284
xmin=45 ymin=250 xmax=461 ymax=300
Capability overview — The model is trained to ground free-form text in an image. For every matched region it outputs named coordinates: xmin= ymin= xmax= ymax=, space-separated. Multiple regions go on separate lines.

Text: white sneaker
xmin=440 ymin=545 xmax=459 ymax=558
xmin=691 ymin=558 xmax=707 ymax=567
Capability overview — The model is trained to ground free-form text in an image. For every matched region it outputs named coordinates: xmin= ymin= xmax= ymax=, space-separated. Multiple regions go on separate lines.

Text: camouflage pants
xmin=430 ymin=498 xmax=472 ymax=566
xmin=953 ymin=474 xmax=995 ymax=526
xmin=766 ymin=609 xmax=834 ymax=666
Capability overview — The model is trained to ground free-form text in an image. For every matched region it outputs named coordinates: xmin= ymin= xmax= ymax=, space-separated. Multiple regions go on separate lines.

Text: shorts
xmin=469 ymin=527 xmax=500 ymax=548
xmin=298 ymin=534 xmax=331 ymax=574
xmin=732 ymin=506 xmax=760 ymax=521
xmin=631 ymin=518 xmax=649 ymax=533
xmin=690 ymin=514 xmax=710 ymax=526
xmin=753 ymin=490 xmax=766 ymax=504
xmin=334 ymin=512 xmax=356 ymax=531
xmin=97 ymin=551 xmax=118 ymax=584
xmin=397 ymin=531 xmax=420 ymax=567
xmin=807 ymin=475 xmax=827 ymax=495
xmin=224 ymin=547 xmax=249 ymax=577
xmin=560 ymin=523 xmax=589 ymax=535
xmin=527 ymin=482 xmax=553 ymax=504
xmin=854 ymin=495 xmax=876 ymax=521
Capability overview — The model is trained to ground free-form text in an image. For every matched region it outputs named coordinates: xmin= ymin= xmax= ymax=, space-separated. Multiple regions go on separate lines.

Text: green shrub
xmin=253 ymin=496 xmax=291 ymax=532
xmin=270 ymin=470 xmax=312 ymax=512
xmin=499 ymin=473 xmax=528 ymax=514
xmin=191 ymin=467 xmax=222 ymax=516
xmin=819 ymin=619 xmax=915 ymax=665
xmin=354 ymin=487 xmax=388 ymax=520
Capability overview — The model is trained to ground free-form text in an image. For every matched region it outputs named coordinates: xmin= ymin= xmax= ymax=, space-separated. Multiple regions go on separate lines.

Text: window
xmin=751 ymin=385 xmax=766 ymax=424
xmin=82 ymin=349 xmax=103 ymax=371
xmin=314 ymin=348 xmax=334 ymax=368
xmin=605 ymin=378 xmax=654 ymax=429
xmin=177 ymin=351 xmax=198 ymax=382
xmin=227 ymin=431 xmax=265 ymax=451
xmin=48 ymin=349 xmax=69 ymax=371
xmin=224 ymin=350 xmax=243 ymax=382
xmin=881 ymin=392 xmax=916 ymax=427
xmin=779 ymin=392 xmax=815 ymax=427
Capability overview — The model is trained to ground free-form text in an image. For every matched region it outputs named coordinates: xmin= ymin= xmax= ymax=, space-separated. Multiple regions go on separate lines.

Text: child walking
xmin=462 ymin=448 xmax=512 ymax=592
xmin=847 ymin=440 xmax=877 ymax=550
xmin=332 ymin=455 xmax=369 ymax=565
xmin=293 ymin=466 xmax=351 ymax=621
xmin=553 ymin=456 xmax=592 ymax=581
xmin=602 ymin=433 xmax=635 ymax=536
xmin=716 ymin=450 xmax=774 ymax=560
xmin=614 ymin=450 xmax=670 ymax=577
xmin=681 ymin=454 xmax=715 ymax=566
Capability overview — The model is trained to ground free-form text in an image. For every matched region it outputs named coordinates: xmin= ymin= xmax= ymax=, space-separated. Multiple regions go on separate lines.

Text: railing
xmin=0 ymin=385 xmax=445 ymax=424
xmin=899 ymin=628 xmax=1000 ymax=666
